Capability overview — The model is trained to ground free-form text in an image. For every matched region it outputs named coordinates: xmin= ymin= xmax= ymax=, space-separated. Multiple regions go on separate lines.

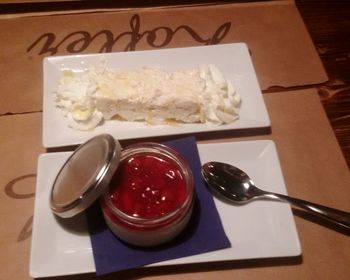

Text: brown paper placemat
xmin=1 ymin=89 xmax=349 ymax=279
xmin=0 ymin=112 xmax=43 ymax=280
xmin=0 ymin=1 xmax=327 ymax=114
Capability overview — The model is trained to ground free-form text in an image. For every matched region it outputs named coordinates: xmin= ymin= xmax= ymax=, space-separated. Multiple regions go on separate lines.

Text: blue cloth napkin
xmin=86 ymin=136 xmax=231 ymax=276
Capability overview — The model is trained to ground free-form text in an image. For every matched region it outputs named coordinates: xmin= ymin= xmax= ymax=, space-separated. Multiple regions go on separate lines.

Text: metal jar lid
xmin=50 ymin=134 xmax=121 ymax=218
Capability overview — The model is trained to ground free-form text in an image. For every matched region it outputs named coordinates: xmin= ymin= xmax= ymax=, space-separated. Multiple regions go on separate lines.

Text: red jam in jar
xmin=102 ymin=142 xmax=194 ymax=247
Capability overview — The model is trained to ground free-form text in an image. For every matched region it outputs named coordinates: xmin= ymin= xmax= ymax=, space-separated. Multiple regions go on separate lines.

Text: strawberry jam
xmin=109 ymin=154 xmax=187 ymax=219
xmin=102 ymin=142 xmax=194 ymax=247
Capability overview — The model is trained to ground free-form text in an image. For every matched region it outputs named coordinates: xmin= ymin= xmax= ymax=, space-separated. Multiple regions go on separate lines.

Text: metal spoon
xmin=202 ymin=161 xmax=350 ymax=230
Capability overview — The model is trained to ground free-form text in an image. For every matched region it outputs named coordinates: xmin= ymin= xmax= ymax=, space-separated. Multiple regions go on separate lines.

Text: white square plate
xmin=43 ymin=43 xmax=270 ymax=148
xmin=30 ymin=140 xmax=301 ymax=278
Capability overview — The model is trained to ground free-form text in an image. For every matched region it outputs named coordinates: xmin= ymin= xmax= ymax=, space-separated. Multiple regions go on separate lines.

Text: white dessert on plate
xmin=54 ymin=63 xmax=241 ymax=131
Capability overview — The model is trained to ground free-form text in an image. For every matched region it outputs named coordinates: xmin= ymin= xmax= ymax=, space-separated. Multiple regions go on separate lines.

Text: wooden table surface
xmin=295 ymin=0 xmax=350 ymax=168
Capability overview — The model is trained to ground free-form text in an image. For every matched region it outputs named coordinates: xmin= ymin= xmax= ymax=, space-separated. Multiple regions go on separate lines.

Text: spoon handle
xmin=263 ymin=192 xmax=350 ymax=229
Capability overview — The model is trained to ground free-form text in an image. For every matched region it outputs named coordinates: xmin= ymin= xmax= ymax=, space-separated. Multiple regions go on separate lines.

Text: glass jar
xmin=50 ymin=134 xmax=194 ymax=247
xmin=101 ymin=142 xmax=194 ymax=247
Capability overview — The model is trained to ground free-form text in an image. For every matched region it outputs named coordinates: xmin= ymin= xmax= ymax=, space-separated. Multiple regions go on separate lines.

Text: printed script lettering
xmin=4 ymin=174 xmax=36 ymax=241
xmin=27 ymin=14 xmax=231 ymax=55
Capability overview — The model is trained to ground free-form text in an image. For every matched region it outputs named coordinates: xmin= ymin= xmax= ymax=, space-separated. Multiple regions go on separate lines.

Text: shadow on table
xmin=46 ymin=126 xmax=272 ymax=154
xmin=38 ymin=254 xmax=302 ymax=280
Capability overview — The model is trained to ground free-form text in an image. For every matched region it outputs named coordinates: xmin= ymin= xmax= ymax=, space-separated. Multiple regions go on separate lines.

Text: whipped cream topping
xmin=54 ymin=63 xmax=241 ymax=130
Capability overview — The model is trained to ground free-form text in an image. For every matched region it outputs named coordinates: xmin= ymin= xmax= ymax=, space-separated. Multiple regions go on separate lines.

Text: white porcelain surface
xmin=43 ymin=43 xmax=270 ymax=148
xmin=30 ymin=140 xmax=301 ymax=278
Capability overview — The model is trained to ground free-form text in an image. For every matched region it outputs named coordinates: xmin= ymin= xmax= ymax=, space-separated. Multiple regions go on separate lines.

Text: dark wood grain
xmin=296 ymin=0 xmax=350 ymax=168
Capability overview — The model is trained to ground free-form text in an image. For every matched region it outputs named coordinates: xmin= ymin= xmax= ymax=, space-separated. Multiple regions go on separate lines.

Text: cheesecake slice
xmin=55 ymin=64 xmax=241 ymax=130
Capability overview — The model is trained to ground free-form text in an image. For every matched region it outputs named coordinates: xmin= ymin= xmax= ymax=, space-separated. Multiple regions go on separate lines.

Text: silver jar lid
xmin=50 ymin=134 xmax=121 ymax=218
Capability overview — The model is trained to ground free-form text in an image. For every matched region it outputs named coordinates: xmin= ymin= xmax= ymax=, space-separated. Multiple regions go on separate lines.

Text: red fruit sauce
xmin=108 ymin=154 xmax=187 ymax=219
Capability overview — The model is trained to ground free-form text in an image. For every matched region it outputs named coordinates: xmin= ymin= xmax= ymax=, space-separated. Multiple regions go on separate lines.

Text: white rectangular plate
xmin=30 ymin=140 xmax=301 ymax=278
xmin=43 ymin=43 xmax=270 ymax=148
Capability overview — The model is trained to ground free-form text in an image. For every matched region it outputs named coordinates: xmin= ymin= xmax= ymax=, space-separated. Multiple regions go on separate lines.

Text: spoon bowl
xmin=202 ymin=161 xmax=350 ymax=229
xmin=201 ymin=161 xmax=263 ymax=204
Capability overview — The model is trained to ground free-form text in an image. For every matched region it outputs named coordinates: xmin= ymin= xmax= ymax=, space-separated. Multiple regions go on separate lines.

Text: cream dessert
xmin=54 ymin=63 xmax=241 ymax=130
